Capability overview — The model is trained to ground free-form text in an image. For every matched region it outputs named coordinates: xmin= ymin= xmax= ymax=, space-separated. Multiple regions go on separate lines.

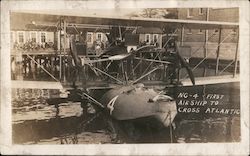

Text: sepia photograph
xmin=1 ymin=0 xmax=249 ymax=155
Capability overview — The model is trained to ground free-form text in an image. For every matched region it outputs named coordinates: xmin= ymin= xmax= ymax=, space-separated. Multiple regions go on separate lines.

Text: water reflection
xmin=13 ymin=100 xmax=111 ymax=144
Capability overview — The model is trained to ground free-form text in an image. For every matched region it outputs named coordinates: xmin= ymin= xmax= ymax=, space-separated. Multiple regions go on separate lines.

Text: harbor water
xmin=12 ymin=82 xmax=240 ymax=144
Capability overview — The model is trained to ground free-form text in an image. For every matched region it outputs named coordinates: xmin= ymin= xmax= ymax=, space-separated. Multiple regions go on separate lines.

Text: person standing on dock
xmin=15 ymin=51 xmax=23 ymax=80
xmin=30 ymin=56 xmax=36 ymax=80
xmin=11 ymin=57 xmax=16 ymax=80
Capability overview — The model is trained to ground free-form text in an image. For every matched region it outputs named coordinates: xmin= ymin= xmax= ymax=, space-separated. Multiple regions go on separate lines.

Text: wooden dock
xmin=12 ymin=80 xmax=63 ymax=89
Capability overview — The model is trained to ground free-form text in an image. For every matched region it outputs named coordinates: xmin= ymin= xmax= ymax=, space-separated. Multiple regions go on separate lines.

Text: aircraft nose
xmin=155 ymin=100 xmax=177 ymax=127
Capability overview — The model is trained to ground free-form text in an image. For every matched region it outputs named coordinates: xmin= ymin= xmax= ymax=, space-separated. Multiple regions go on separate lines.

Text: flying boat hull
xmin=100 ymin=84 xmax=177 ymax=127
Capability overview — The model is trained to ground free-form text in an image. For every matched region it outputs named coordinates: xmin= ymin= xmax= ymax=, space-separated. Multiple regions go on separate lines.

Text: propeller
xmin=175 ymin=42 xmax=195 ymax=85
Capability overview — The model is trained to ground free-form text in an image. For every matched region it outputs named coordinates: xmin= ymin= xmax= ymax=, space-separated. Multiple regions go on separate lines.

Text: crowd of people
xmin=12 ymin=40 xmax=55 ymax=51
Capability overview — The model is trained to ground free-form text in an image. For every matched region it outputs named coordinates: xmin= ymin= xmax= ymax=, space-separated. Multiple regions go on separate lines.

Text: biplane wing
xmin=11 ymin=11 xmax=239 ymax=31
xmin=181 ymin=74 xmax=240 ymax=86
xmin=10 ymin=11 xmax=239 ymax=89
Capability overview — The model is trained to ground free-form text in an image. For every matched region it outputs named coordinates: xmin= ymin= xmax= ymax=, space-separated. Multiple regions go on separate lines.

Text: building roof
xmin=136 ymin=27 xmax=163 ymax=34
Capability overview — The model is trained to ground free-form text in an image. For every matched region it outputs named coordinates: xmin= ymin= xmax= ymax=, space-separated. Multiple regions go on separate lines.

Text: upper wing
xmin=11 ymin=12 xmax=239 ymax=31
xmin=181 ymin=75 xmax=239 ymax=86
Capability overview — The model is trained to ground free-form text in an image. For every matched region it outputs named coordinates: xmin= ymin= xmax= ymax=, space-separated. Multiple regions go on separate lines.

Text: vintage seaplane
xmin=11 ymin=11 xmax=239 ymax=142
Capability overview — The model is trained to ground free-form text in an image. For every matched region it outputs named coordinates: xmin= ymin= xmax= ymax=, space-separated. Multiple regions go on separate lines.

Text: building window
xmin=187 ymin=29 xmax=192 ymax=34
xmin=17 ymin=31 xmax=25 ymax=43
xmin=153 ymin=34 xmax=158 ymax=43
xmin=30 ymin=32 xmax=37 ymax=42
xmin=41 ymin=32 xmax=46 ymax=43
xmin=87 ymin=32 xmax=93 ymax=43
xmin=145 ymin=34 xmax=151 ymax=44
xmin=96 ymin=33 xmax=102 ymax=41
xmin=76 ymin=34 xmax=80 ymax=41
xmin=199 ymin=8 xmax=204 ymax=15
xmin=187 ymin=9 xmax=194 ymax=18
xmin=198 ymin=29 xmax=203 ymax=34
xmin=232 ymin=29 xmax=237 ymax=35
xmin=214 ymin=29 xmax=219 ymax=34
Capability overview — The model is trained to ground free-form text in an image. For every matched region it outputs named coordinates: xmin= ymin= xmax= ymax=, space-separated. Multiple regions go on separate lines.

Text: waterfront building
xmin=176 ymin=8 xmax=239 ymax=60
